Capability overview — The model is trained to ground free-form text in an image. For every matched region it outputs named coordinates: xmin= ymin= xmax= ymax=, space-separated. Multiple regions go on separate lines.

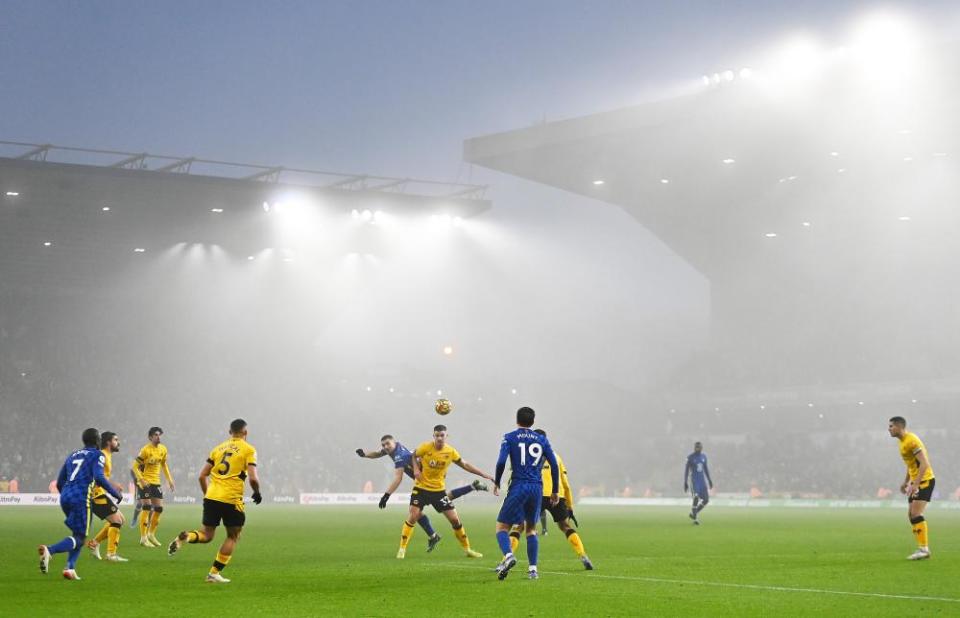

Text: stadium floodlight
xmin=898 ymin=216 xmax=911 ymax=221
xmin=436 ymin=389 xmax=443 ymax=396
xmin=849 ymin=12 xmax=920 ymax=82
xmin=43 ymin=241 xmax=52 ymax=246
xmin=361 ymin=209 xmax=373 ymax=222
xmin=247 ymin=255 xmax=255 ymax=260
xmin=711 ymin=73 xmax=721 ymax=84
xmin=5 ymin=191 xmax=19 ymax=196
xmin=903 ymin=157 xmax=913 ymax=162
xmin=802 ymin=221 xmax=811 ymax=227
xmin=510 ymin=388 xmax=517 ymax=395
xmin=592 ymin=179 xmax=605 ymax=185
xmin=660 ymin=178 xmax=670 ymax=184
xmin=764 ymin=233 xmax=778 ymax=238
xmin=262 ymin=201 xmax=271 ymax=213
xmin=858 ymin=401 xmax=865 ymax=405
xmin=443 ymin=345 xmax=453 ymax=355
xmin=807 ymin=403 xmax=814 ymax=408
xmin=911 ymin=399 xmax=918 ymax=403
xmin=738 ymin=67 xmax=753 ymax=79
xmin=722 ymin=158 xmax=736 ymax=164
xmin=133 ymin=248 xmax=146 ymax=253
xmin=837 ymin=168 xmax=846 ymax=173
xmin=702 ymin=75 xmax=710 ymax=86
xmin=101 ymin=206 xmax=111 ymax=212
xmin=932 ymin=152 xmax=948 ymax=157
xmin=830 ymin=152 xmax=839 ymax=157
xmin=210 ymin=208 xmax=224 ymax=213
xmin=388 ymin=387 xmax=395 ymax=393
xmin=365 ymin=386 xmax=372 ymax=392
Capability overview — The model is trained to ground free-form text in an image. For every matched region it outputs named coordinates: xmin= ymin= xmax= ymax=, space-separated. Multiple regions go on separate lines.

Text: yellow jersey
xmin=93 ymin=448 xmax=113 ymax=500
xmin=413 ymin=441 xmax=460 ymax=492
xmin=133 ymin=442 xmax=170 ymax=485
xmin=899 ymin=431 xmax=934 ymax=483
xmin=205 ymin=437 xmax=257 ymax=506
xmin=541 ymin=452 xmax=574 ymax=506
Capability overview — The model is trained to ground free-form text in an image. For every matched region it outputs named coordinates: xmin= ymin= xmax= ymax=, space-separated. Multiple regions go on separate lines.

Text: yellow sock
xmin=149 ymin=510 xmax=162 ymax=534
xmin=95 ymin=521 xmax=110 ymax=543
xmin=107 ymin=524 xmax=121 ymax=554
xmin=400 ymin=521 xmax=416 ymax=550
xmin=139 ymin=509 xmax=150 ymax=536
xmin=566 ymin=531 xmax=586 ymax=557
xmin=187 ymin=530 xmax=207 ymax=543
xmin=913 ymin=520 xmax=929 ymax=547
xmin=509 ymin=532 xmax=520 ymax=553
xmin=453 ymin=525 xmax=470 ymax=550
xmin=209 ymin=551 xmax=231 ymax=575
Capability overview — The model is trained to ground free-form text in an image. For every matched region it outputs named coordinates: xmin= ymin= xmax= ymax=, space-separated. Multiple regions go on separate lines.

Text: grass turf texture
xmin=2 ymin=505 xmax=958 ymax=616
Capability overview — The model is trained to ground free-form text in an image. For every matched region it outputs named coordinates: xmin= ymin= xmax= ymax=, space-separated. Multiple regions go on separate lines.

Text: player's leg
xmin=62 ymin=502 xmax=89 ymax=579
xmin=170 ymin=498 xmax=219 ymax=556
xmin=907 ymin=492 xmax=931 ymax=559
xmin=138 ymin=497 xmax=153 ymax=544
xmin=442 ymin=505 xmax=481 ymax=557
xmin=207 ymin=526 xmax=242 ymax=583
xmin=523 ymin=489 xmax=542 ymax=578
xmin=105 ymin=509 xmax=127 ymax=561
xmin=446 ymin=479 xmax=489 ymax=501
xmin=88 ymin=513 xmax=110 ymax=560
xmin=508 ymin=524 xmax=522 ymax=553
xmin=556 ymin=515 xmax=593 ymax=569
xmin=690 ymin=495 xmax=699 ymax=520
xmin=397 ymin=503 xmax=422 ymax=558
xmin=147 ymin=495 xmax=164 ymax=544
xmin=540 ymin=507 xmax=548 ymax=535
xmin=130 ymin=472 xmax=142 ymax=527
xmin=41 ymin=502 xmax=84 ymax=575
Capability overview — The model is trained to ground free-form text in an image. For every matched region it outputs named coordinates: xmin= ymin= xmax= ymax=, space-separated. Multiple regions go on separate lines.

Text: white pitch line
xmin=437 ymin=563 xmax=960 ymax=604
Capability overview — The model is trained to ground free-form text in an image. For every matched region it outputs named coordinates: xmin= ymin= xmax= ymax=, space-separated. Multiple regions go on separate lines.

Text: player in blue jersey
xmin=493 ymin=407 xmax=559 ymax=580
xmin=684 ymin=441 xmax=714 ymax=525
xmin=37 ymin=428 xmax=124 ymax=580
xmin=357 ymin=434 xmax=488 ymax=552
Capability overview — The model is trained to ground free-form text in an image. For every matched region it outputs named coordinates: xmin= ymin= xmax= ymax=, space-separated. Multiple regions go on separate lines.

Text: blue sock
xmin=66 ymin=543 xmax=82 ymax=569
xmin=48 ymin=536 xmax=77 ymax=555
xmin=496 ymin=530 xmax=512 ymax=556
xmin=527 ymin=533 xmax=539 ymax=567
xmin=448 ymin=485 xmax=473 ymax=500
xmin=418 ymin=515 xmax=436 ymax=537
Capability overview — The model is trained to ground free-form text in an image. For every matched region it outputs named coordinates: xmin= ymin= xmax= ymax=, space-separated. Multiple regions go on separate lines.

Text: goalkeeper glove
xmin=379 ymin=493 xmax=391 ymax=509
xmin=355 ymin=448 xmax=365 ymax=457
xmin=252 ymin=491 xmax=262 ymax=505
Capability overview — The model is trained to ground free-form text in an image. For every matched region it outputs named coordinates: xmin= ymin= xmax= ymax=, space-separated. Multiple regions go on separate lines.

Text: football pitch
xmin=2 ymin=505 xmax=959 ymax=616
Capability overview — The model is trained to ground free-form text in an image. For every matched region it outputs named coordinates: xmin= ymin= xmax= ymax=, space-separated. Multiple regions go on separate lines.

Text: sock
xmin=540 ymin=510 xmax=548 ymax=529
xmin=448 ymin=484 xmax=473 ymax=500
xmin=452 ymin=524 xmax=470 ymax=550
xmin=94 ymin=522 xmax=110 ymax=544
xmin=565 ymin=529 xmax=586 ymax=557
xmin=66 ymin=536 xmax=84 ymax=569
xmin=209 ymin=551 xmax=231 ymax=575
xmin=911 ymin=516 xmax=928 ymax=548
xmin=48 ymin=536 xmax=78 ymax=555
xmin=187 ymin=530 xmax=207 ymax=543
xmin=692 ymin=497 xmax=700 ymax=511
xmin=417 ymin=515 xmax=437 ymax=537
xmin=149 ymin=507 xmax=163 ymax=534
xmin=526 ymin=533 xmax=539 ymax=567
xmin=496 ymin=530 xmax=513 ymax=556
xmin=107 ymin=523 xmax=121 ymax=554
xmin=139 ymin=505 xmax=152 ymax=536
xmin=400 ymin=520 xmax=416 ymax=549
xmin=509 ymin=530 xmax=521 ymax=553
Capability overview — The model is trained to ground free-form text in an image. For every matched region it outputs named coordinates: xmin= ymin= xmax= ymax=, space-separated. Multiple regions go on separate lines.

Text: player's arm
xmin=493 ymin=439 xmax=509 ymax=494
xmin=683 ymin=459 xmax=690 ymax=492
xmin=704 ymin=460 xmax=714 ymax=489
xmin=543 ymin=441 xmax=560 ymax=506
xmin=906 ymin=450 xmax=930 ymax=496
xmin=198 ymin=460 xmax=213 ymax=495
xmin=248 ymin=463 xmax=262 ymax=504
xmin=453 ymin=458 xmax=495 ymax=482
xmin=561 ymin=468 xmax=574 ymax=508
xmin=356 ymin=448 xmax=386 ymax=459
xmin=411 ymin=453 xmax=422 ymax=482
xmin=55 ymin=460 xmax=68 ymax=493
xmin=379 ymin=468 xmax=405 ymax=508
xmin=162 ymin=455 xmax=175 ymax=491
xmin=93 ymin=454 xmax=123 ymax=501
xmin=131 ymin=448 xmax=147 ymax=487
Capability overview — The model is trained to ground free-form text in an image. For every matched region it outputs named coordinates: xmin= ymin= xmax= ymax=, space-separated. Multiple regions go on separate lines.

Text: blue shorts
xmin=497 ymin=483 xmax=542 ymax=526
xmin=61 ymin=498 xmax=90 ymax=537
xmin=692 ymin=483 xmax=709 ymax=500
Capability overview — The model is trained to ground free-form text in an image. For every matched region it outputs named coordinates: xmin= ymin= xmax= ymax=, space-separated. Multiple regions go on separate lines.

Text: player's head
xmin=230 ymin=418 xmax=248 ymax=437
xmin=516 ymin=407 xmax=535 ymax=428
xmin=694 ymin=441 xmax=703 ymax=453
xmin=148 ymin=426 xmax=163 ymax=445
xmin=101 ymin=431 xmax=120 ymax=452
xmin=888 ymin=416 xmax=907 ymax=437
xmin=380 ymin=434 xmax=396 ymax=453
xmin=432 ymin=424 xmax=447 ymax=448
xmin=82 ymin=427 xmax=100 ymax=448
xmin=534 ymin=428 xmax=546 ymax=437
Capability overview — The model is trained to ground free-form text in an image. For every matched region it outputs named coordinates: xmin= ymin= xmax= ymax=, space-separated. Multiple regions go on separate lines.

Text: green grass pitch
xmin=2 ymin=505 xmax=958 ymax=616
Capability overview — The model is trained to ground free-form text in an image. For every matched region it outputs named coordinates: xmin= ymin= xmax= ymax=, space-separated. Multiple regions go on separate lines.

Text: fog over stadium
xmin=2 ymin=1 xmax=960 ymax=507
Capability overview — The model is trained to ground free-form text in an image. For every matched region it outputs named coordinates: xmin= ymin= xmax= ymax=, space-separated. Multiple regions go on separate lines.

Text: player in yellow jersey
xmin=167 ymin=419 xmax=261 ymax=583
xmin=396 ymin=424 xmax=496 ymax=560
xmin=888 ymin=416 xmax=935 ymax=560
xmin=131 ymin=426 xmax=174 ymax=547
xmin=508 ymin=429 xmax=593 ymax=570
xmin=86 ymin=432 xmax=129 ymax=562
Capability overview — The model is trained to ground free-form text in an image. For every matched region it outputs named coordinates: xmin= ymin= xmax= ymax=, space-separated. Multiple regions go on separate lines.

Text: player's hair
xmin=148 ymin=426 xmax=163 ymax=436
xmin=380 ymin=434 xmax=394 ymax=442
xmin=889 ymin=416 xmax=907 ymax=427
xmin=516 ymin=407 xmax=535 ymax=427
xmin=82 ymin=428 xmax=100 ymax=447
xmin=534 ymin=428 xmax=547 ymax=437
xmin=230 ymin=418 xmax=247 ymax=434
xmin=433 ymin=424 xmax=447 ymax=433
xmin=100 ymin=431 xmax=117 ymax=448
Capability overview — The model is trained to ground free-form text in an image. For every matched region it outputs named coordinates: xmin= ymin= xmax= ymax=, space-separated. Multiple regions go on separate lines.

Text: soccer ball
xmin=435 ymin=398 xmax=452 ymax=415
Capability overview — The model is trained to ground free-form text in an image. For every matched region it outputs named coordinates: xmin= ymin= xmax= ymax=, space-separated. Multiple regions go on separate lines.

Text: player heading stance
xmin=684 ymin=441 xmax=714 ymax=525
xmin=86 ymin=431 xmax=129 ymax=562
xmin=509 ymin=429 xmax=593 ymax=570
xmin=168 ymin=418 xmax=261 ymax=583
xmin=396 ymin=425 xmax=493 ymax=559
xmin=132 ymin=426 xmax=174 ymax=547
xmin=888 ymin=416 xmax=936 ymax=560
xmin=357 ymin=434 xmax=488 ymax=552
xmin=38 ymin=428 xmax=124 ymax=580
xmin=494 ymin=407 xmax=559 ymax=580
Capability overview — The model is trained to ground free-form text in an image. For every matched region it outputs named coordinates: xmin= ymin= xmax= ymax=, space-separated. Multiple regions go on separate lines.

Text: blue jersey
xmin=495 ymin=428 xmax=559 ymax=491
xmin=56 ymin=446 xmax=120 ymax=505
xmin=685 ymin=452 xmax=711 ymax=488
xmin=386 ymin=442 xmax=416 ymax=479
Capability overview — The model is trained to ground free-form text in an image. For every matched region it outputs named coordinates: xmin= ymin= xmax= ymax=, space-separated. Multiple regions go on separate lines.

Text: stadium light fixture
xmin=101 ymin=206 xmax=111 ymax=212
xmin=701 ymin=75 xmax=710 ymax=86
xmin=660 ymin=178 xmax=670 ymax=184
xmin=592 ymin=179 xmax=605 ymax=185
xmin=247 ymin=255 xmax=255 ymax=260
xmin=764 ymin=233 xmax=778 ymax=238
xmin=262 ymin=201 xmax=271 ymax=213
xmin=711 ymin=73 xmax=721 ymax=85
xmin=722 ymin=158 xmax=736 ymax=164
xmin=361 ymin=209 xmax=373 ymax=222
xmin=830 ymin=152 xmax=839 ymax=157
xmin=837 ymin=168 xmax=846 ymax=173
xmin=911 ymin=399 xmax=918 ymax=403
xmin=902 ymin=157 xmax=913 ymax=162
xmin=436 ymin=389 xmax=443 ymax=396
xmin=807 ymin=403 xmax=814 ymax=408
xmin=133 ymin=248 xmax=146 ymax=253
xmin=898 ymin=216 xmax=911 ymax=221
xmin=510 ymin=388 xmax=518 ymax=395
xmin=211 ymin=208 xmax=224 ymax=213
xmin=932 ymin=152 xmax=948 ymax=157
xmin=802 ymin=221 xmax=811 ymax=227
xmin=858 ymin=401 xmax=865 ymax=405
xmin=739 ymin=67 xmax=753 ymax=79
xmin=443 ymin=345 xmax=454 ymax=355
xmin=722 ymin=70 xmax=735 ymax=82
xmin=5 ymin=191 xmax=20 ymax=196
